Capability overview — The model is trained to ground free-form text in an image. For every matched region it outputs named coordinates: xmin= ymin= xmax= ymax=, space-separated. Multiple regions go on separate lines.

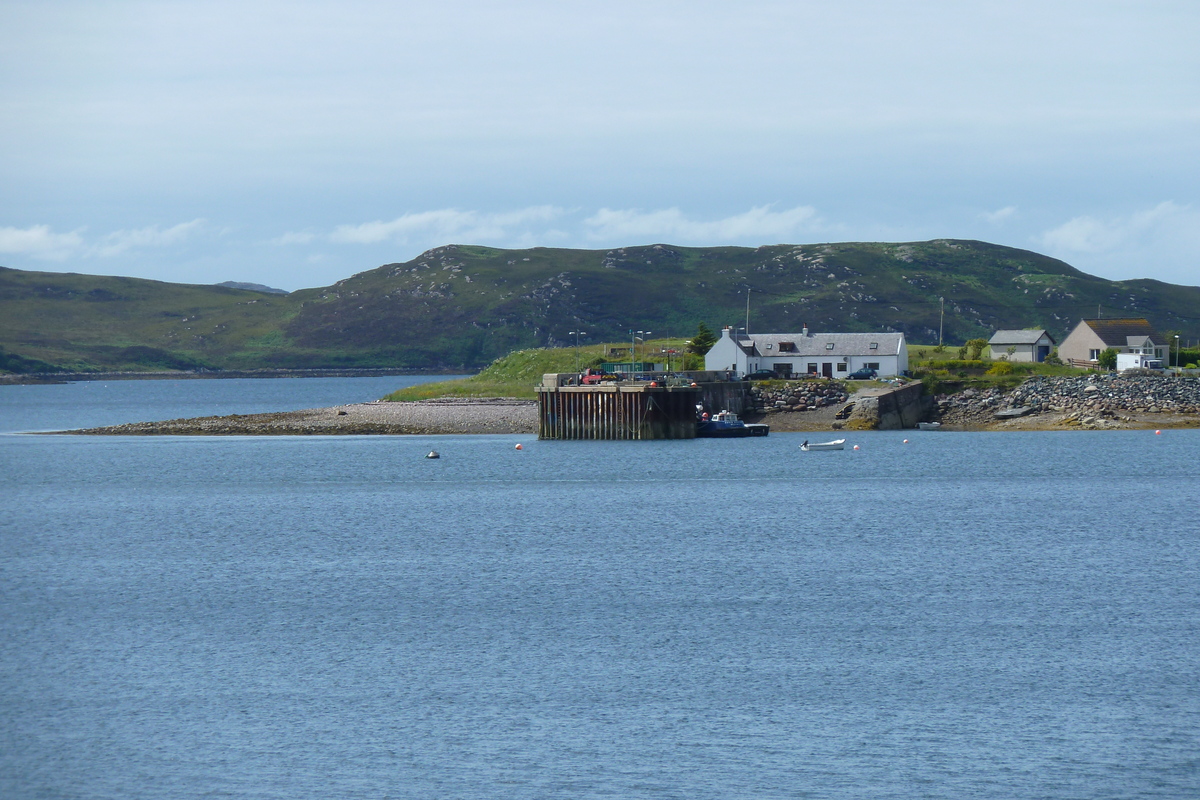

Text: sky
xmin=2 ymin=0 xmax=1198 ymax=291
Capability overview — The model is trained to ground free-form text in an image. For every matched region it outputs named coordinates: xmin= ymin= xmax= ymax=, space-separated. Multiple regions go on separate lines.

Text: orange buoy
xmin=853 ymin=445 xmax=860 ymax=450
xmin=1155 ymin=430 xmax=1162 ymax=435
xmin=902 ymin=439 xmax=909 ymax=444
xmin=515 ymin=443 xmax=523 ymax=450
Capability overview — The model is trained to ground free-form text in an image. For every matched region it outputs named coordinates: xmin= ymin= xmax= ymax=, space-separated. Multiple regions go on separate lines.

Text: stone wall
xmin=744 ymin=380 xmax=850 ymax=415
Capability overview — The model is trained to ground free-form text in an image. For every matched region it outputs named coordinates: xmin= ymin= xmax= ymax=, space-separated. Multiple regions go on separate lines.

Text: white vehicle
xmin=1117 ymin=353 xmax=1165 ymax=372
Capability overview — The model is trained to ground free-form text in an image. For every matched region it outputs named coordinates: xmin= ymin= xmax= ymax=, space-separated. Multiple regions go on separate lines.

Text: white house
xmin=704 ymin=326 xmax=907 ymax=378
xmin=987 ymin=329 xmax=1056 ymax=362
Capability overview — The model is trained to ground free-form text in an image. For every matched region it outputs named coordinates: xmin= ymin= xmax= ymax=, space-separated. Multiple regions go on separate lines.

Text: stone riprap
xmin=746 ymin=381 xmax=850 ymax=415
xmin=936 ymin=374 xmax=1200 ymax=429
xmin=63 ymin=398 xmax=538 ymax=436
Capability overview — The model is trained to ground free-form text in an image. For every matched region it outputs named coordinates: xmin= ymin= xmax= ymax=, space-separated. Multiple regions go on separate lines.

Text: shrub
xmin=1098 ymin=348 xmax=1118 ymax=371
xmin=986 ymin=361 xmax=1014 ymax=375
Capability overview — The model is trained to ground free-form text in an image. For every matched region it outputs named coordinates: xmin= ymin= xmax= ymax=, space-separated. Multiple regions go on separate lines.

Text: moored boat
xmin=696 ymin=410 xmax=769 ymax=438
xmin=917 ymin=422 xmax=942 ymax=431
xmin=800 ymin=438 xmax=845 ymax=451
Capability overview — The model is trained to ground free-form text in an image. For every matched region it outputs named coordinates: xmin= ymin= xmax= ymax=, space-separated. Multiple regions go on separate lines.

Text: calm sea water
xmin=2 ymin=378 xmax=1198 ymax=799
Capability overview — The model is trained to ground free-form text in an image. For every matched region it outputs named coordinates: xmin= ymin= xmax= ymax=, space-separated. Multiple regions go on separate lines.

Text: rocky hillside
xmin=4 ymin=239 xmax=1200 ymax=373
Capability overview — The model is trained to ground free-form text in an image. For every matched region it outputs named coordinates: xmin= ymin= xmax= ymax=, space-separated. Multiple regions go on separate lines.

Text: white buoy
xmin=515 ymin=443 xmax=523 ymax=450
xmin=853 ymin=444 xmax=860 ymax=450
xmin=903 ymin=439 xmax=909 ymax=444
xmin=1155 ymin=430 xmax=1162 ymax=435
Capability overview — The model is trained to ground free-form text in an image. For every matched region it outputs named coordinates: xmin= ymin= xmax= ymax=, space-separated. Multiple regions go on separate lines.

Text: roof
xmin=739 ymin=331 xmax=905 ymax=358
xmin=1079 ymin=318 xmax=1166 ymax=347
xmin=989 ymin=329 xmax=1054 ymax=345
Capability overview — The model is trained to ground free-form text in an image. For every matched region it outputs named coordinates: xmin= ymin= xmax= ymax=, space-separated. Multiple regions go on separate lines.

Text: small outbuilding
xmin=987 ymin=329 xmax=1056 ymax=363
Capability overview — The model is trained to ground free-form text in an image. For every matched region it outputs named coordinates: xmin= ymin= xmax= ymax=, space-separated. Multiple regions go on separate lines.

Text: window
xmin=825 ymin=342 xmax=835 ymax=350
xmin=1089 ymin=349 xmax=1101 ymax=360
xmin=807 ymin=363 xmax=818 ymax=375
xmin=865 ymin=362 xmax=880 ymax=371
xmin=765 ymin=343 xmax=773 ymax=350
xmin=773 ymin=363 xmax=793 ymax=376
xmin=836 ymin=362 xmax=848 ymax=372
xmin=869 ymin=342 xmax=879 ymax=350
xmin=778 ymin=341 xmax=796 ymax=353
xmin=1156 ymin=348 xmax=1164 ymax=359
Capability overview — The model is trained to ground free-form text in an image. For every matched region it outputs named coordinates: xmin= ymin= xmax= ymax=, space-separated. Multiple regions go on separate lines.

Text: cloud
xmin=981 ymin=206 xmax=1017 ymax=224
xmin=328 ymin=206 xmax=565 ymax=245
xmin=91 ymin=219 xmax=206 ymax=257
xmin=272 ymin=231 xmax=316 ymax=246
xmin=583 ymin=205 xmax=824 ymax=244
xmin=1037 ymin=202 xmax=1200 ymax=285
xmin=0 ymin=224 xmax=86 ymax=260
xmin=1039 ymin=202 xmax=1193 ymax=254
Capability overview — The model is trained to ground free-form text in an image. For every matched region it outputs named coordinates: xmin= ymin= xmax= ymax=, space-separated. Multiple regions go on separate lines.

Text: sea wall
xmin=744 ymin=380 xmax=850 ymax=415
xmin=847 ymin=382 xmax=929 ymax=430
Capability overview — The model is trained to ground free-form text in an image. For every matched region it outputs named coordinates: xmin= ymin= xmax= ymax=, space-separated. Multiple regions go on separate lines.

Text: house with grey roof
xmin=987 ymin=329 xmax=1056 ymax=363
xmin=1058 ymin=318 xmax=1170 ymax=368
xmin=704 ymin=326 xmax=907 ymax=378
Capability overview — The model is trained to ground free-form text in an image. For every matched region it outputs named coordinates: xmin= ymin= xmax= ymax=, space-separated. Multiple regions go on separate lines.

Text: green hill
xmin=3 ymin=240 xmax=1198 ymax=373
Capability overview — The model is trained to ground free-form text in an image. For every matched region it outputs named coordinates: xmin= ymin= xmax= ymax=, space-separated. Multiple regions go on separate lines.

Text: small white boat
xmin=917 ymin=422 xmax=942 ymax=431
xmin=800 ymin=438 xmax=845 ymax=451
xmin=426 ymin=450 xmax=440 ymax=459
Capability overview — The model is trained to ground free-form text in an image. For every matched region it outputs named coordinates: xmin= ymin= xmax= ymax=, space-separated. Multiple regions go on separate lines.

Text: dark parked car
xmin=847 ymin=367 xmax=878 ymax=380
xmin=743 ymin=369 xmax=778 ymax=381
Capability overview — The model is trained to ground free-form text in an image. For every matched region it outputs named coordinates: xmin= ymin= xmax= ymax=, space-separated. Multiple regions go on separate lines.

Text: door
xmin=822 ymin=362 xmax=833 ymax=378
xmin=1037 ymin=345 xmax=1050 ymax=362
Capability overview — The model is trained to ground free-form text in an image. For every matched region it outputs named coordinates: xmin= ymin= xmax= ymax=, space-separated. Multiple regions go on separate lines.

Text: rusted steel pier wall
xmin=537 ymin=384 xmax=701 ymax=440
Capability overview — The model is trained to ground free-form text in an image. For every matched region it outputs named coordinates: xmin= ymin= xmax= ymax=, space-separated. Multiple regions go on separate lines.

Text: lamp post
xmin=636 ymin=331 xmax=652 ymax=371
xmin=569 ymin=330 xmax=586 ymax=373
xmin=1175 ymin=334 xmax=1181 ymax=371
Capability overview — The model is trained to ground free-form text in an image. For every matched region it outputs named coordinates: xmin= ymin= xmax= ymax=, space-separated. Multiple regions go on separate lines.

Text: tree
xmin=1097 ymin=347 xmax=1118 ymax=371
xmin=687 ymin=323 xmax=718 ymax=355
xmin=966 ymin=338 xmax=989 ymax=360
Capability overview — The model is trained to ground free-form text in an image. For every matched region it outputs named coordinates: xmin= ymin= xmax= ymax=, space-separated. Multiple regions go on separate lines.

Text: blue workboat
xmin=696 ymin=410 xmax=769 ymax=438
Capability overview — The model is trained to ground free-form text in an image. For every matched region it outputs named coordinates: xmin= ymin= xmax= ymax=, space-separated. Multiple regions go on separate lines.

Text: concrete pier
xmin=537 ymin=377 xmax=702 ymax=440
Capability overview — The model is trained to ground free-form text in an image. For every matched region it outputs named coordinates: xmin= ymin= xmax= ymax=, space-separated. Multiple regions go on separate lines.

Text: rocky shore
xmin=935 ymin=373 xmax=1200 ymax=430
xmin=64 ymin=398 xmax=538 ymax=436
xmin=54 ymin=375 xmax=1200 ymax=436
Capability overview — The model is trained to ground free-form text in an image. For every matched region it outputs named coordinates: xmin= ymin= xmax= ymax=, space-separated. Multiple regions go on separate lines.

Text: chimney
xmin=802 ymin=324 xmax=809 ymax=337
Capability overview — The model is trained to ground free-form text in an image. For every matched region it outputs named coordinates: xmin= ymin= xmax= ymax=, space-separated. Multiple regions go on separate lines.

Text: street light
xmin=1175 ymin=334 xmax=1181 ymax=371
xmin=636 ymin=330 xmax=652 ymax=370
xmin=569 ymin=330 xmax=586 ymax=373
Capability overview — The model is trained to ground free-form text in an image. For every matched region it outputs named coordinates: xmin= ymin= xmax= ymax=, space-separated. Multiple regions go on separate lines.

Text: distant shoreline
xmin=0 ymin=368 xmax=462 ymax=386
xmin=47 ymin=396 xmax=1200 ymax=436
xmin=54 ymin=398 xmax=539 ymax=436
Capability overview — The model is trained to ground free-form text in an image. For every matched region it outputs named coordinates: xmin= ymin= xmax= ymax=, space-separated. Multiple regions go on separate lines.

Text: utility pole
xmin=745 ymin=288 xmax=751 ymax=336
xmin=939 ymin=297 xmax=944 ymax=347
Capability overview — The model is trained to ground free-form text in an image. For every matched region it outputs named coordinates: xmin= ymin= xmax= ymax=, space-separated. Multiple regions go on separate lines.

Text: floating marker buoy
xmin=515 ymin=443 xmax=523 ymax=450
xmin=1155 ymin=430 xmax=1162 ymax=435
xmin=853 ymin=444 xmax=860 ymax=450
xmin=426 ymin=450 xmax=439 ymax=459
xmin=903 ymin=439 xmax=909 ymax=444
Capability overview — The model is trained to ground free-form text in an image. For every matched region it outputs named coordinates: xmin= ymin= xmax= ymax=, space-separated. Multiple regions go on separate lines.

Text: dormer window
xmin=869 ymin=342 xmax=879 ymax=350
xmin=778 ymin=341 xmax=796 ymax=352
xmin=825 ymin=342 xmax=835 ymax=350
